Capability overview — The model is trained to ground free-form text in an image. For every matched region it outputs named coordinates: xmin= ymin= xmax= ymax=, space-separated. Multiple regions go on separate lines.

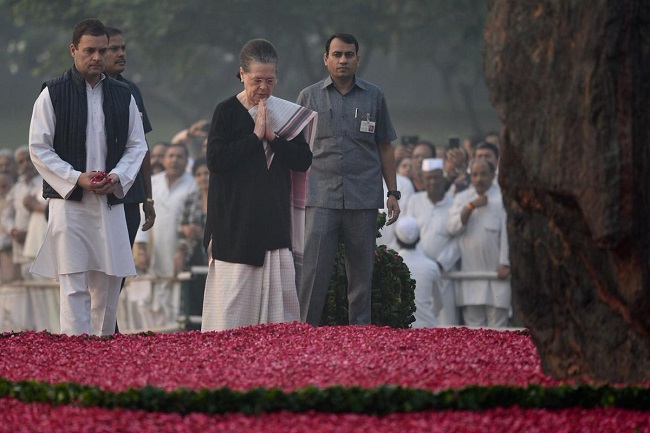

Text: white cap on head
xmin=422 ymin=158 xmax=444 ymax=172
xmin=395 ymin=216 xmax=420 ymax=244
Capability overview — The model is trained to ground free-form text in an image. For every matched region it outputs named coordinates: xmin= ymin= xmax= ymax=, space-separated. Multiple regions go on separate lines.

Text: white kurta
xmin=29 ymin=79 xmax=147 ymax=280
xmin=404 ymin=191 xmax=461 ymax=325
xmin=130 ymin=171 xmax=197 ymax=329
xmin=135 ymin=171 xmax=197 ymax=278
xmin=1 ymin=174 xmax=44 ymax=265
xmin=446 ymin=184 xmax=510 ymax=309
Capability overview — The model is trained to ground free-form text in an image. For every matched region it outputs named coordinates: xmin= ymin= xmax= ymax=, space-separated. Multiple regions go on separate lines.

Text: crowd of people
xmin=0 ymin=19 xmax=512 ymax=335
xmin=380 ymin=135 xmax=511 ymax=328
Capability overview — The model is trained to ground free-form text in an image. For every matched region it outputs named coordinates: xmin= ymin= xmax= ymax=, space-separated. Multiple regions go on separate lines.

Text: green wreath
xmin=320 ymin=212 xmax=416 ymax=328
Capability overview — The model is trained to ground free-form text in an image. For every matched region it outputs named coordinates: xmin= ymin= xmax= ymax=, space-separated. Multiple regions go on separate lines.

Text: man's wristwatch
xmin=387 ymin=190 xmax=401 ymax=200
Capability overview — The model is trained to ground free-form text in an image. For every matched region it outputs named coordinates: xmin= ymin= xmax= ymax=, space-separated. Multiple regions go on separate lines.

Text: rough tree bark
xmin=483 ymin=0 xmax=650 ymax=382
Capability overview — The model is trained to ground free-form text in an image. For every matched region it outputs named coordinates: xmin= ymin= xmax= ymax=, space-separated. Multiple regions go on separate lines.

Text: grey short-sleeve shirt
xmin=297 ymin=76 xmax=397 ymax=209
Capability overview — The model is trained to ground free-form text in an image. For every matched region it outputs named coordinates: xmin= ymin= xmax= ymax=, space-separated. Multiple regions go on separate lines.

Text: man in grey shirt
xmin=297 ymin=33 xmax=400 ymax=325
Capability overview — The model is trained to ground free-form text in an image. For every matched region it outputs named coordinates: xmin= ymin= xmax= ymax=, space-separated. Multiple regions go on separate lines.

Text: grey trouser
xmin=299 ymin=207 xmax=377 ymax=325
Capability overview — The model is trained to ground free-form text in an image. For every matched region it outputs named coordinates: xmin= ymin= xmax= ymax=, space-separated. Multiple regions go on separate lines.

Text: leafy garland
xmin=1 ymin=377 xmax=649 ymax=415
xmin=321 ymin=212 xmax=416 ymax=327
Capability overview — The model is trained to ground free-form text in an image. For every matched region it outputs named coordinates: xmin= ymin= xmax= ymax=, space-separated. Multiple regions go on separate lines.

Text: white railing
xmin=0 ymin=268 xmax=510 ymax=334
xmin=442 ymin=271 xmax=500 ymax=280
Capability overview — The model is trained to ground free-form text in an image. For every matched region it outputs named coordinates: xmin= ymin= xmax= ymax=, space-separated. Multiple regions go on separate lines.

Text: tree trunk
xmin=483 ymin=0 xmax=650 ymax=383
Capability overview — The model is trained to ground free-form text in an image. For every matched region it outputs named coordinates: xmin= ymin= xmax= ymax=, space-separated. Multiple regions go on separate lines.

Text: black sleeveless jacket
xmin=42 ymin=66 xmax=132 ymax=204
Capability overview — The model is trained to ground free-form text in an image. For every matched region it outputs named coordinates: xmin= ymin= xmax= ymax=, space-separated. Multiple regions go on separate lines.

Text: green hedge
xmin=1 ymin=377 xmax=649 ymax=415
xmin=321 ymin=212 xmax=416 ymax=327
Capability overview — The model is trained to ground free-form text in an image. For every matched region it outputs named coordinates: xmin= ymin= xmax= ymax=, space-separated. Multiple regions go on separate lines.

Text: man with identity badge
xmin=297 ymin=33 xmax=399 ymax=326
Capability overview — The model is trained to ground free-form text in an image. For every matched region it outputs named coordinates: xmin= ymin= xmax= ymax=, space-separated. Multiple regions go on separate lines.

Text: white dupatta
xmin=248 ymin=96 xmax=317 ymax=279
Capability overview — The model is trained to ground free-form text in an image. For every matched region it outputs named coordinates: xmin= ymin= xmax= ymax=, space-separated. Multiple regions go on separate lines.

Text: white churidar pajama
xmin=28 ymin=77 xmax=147 ymax=335
xmin=59 ymin=271 xmax=122 ymax=335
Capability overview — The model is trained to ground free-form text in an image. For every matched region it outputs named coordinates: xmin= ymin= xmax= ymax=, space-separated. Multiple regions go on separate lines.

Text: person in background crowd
xmin=446 ymin=158 xmax=510 ymax=327
xmin=394 ymin=216 xmax=441 ymax=327
xmin=170 ymin=119 xmax=210 ymax=173
xmin=28 ymin=18 xmax=147 ymax=336
xmin=174 ymin=157 xmax=209 ymax=274
xmin=173 ymin=157 xmax=209 ymax=326
xmin=1 ymin=147 xmax=46 ymax=279
xmin=403 ymin=158 xmax=461 ymax=325
xmin=202 ymin=38 xmax=312 ymax=331
xmin=444 ymin=146 xmax=470 ymax=197
xmin=0 ymin=172 xmax=15 ymax=283
xmin=0 ymin=150 xmax=18 ymax=181
xmin=134 ymin=143 xmax=197 ymax=328
xmin=1 ymin=147 xmax=51 ymax=331
xmin=475 ymin=141 xmax=500 ymax=168
xmin=150 ymin=142 xmax=169 ymax=174
xmin=410 ymin=141 xmax=436 ymax=192
xmin=395 ymin=156 xmax=413 ymax=180
xmin=297 ymin=33 xmax=399 ymax=326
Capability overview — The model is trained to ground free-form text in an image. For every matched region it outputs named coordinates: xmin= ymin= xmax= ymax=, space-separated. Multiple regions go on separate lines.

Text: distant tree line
xmin=0 ymin=0 xmax=488 ymax=132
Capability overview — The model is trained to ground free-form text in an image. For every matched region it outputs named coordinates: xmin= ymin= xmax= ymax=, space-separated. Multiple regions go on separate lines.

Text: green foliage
xmin=1 ymin=377 xmax=649 ymax=415
xmin=320 ymin=212 xmax=416 ymax=328
xmin=0 ymin=0 xmax=489 ymax=129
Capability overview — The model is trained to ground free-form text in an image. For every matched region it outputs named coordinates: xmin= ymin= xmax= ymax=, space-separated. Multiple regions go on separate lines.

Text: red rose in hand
xmin=90 ymin=171 xmax=112 ymax=185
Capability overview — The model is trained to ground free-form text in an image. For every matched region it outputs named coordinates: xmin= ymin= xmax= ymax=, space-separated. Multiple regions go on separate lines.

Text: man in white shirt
xmin=2 ymin=147 xmax=46 ymax=279
xmin=0 ymin=147 xmax=49 ymax=331
xmin=394 ymin=216 xmax=441 ymax=327
xmin=446 ymin=159 xmax=511 ymax=327
xmin=404 ymin=158 xmax=461 ymax=325
xmin=134 ymin=143 xmax=197 ymax=328
xmin=28 ymin=19 xmax=147 ymax=336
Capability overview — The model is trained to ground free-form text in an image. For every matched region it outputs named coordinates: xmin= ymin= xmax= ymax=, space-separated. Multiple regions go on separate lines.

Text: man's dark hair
xmin=72 ymin=18 xmax=108 ymax=47
xmin=415 ymin=140 xmax=437 ymax=159
xmin=325 ymin=33 xmax=359 ymax=55
xmin=167 ymin=142 xmax=189 ymax=158
xmin=476 ymin=141 xmax=500 ymax=161
xmin=105 ymin=26 xmax=123 ymax=39
xmin=192 ymin=157 xmax=208 ymax=175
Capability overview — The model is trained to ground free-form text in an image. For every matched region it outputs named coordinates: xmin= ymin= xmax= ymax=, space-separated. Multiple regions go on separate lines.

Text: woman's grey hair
xmin=237 ymin=38 xmax=278 ymax=79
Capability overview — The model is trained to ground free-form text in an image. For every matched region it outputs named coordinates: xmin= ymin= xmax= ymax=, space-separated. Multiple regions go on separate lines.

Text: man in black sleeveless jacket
xmin=28 ymin=18 xmax=147 ymax=335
